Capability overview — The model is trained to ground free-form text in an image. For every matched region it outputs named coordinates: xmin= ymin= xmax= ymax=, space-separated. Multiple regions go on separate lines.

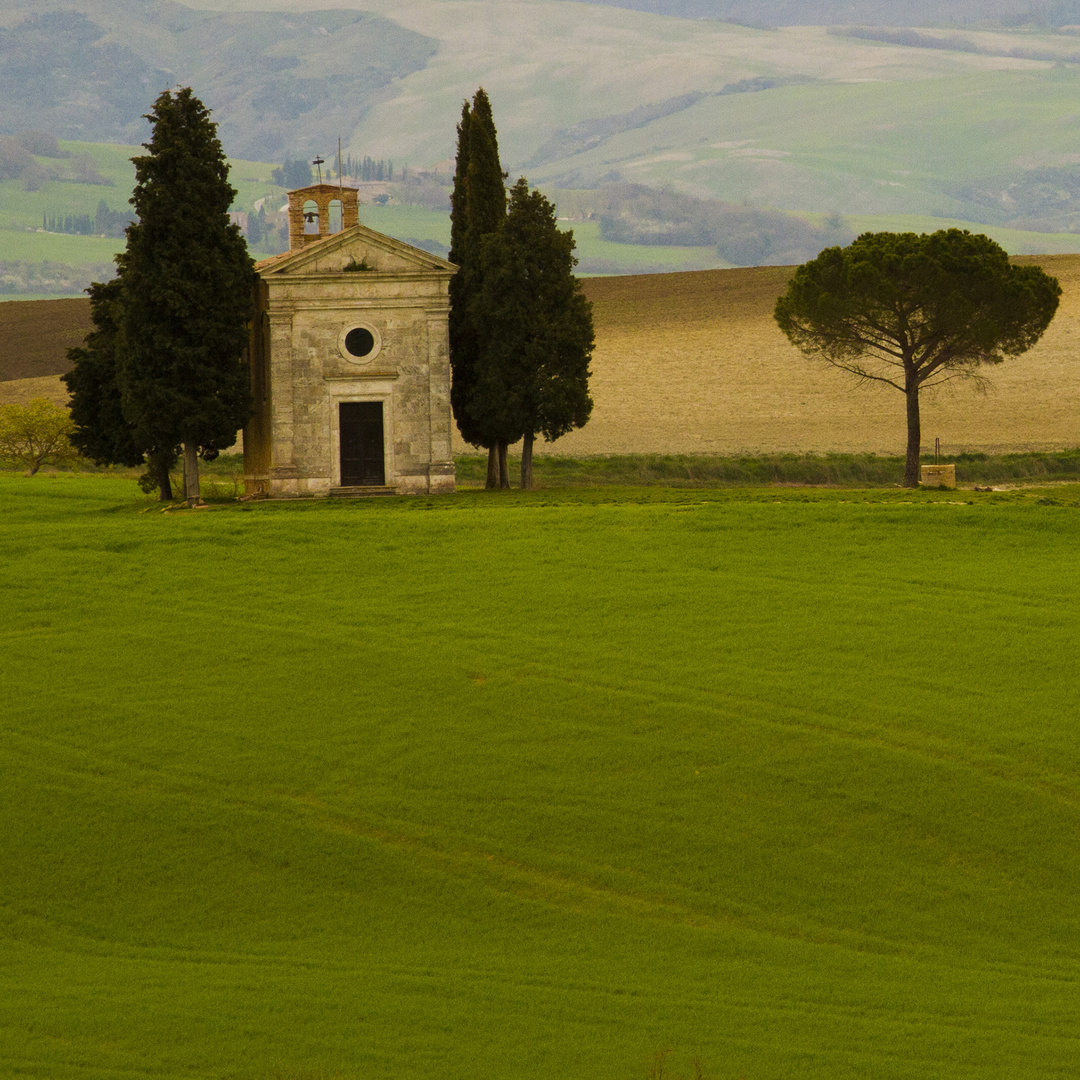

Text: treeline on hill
xmin=594 ymin=184 xmax=855 ymax=265
xmin=955 ymin=166 xmax=1080 ymax=232
xmin=0 ymin=131 xmax=110 ymax=191
xmin=0 ymin=260 xmax=115 ymax=296
xmin=270 ymin=156 xmax=401 ymax=204
xmin=272 ymin=155 xmax=427 ymax=191
xmin=42 ymin=201 xmax=132 ymax=239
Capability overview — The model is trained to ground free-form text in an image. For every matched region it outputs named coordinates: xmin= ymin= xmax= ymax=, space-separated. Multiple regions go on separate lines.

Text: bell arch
xmin=287 ymin=184 xmax=362 ymax=250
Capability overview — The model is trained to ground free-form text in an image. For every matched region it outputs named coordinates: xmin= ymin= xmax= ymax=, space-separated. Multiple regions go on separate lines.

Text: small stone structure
xmin=244 ymin=183 xmax=457 ymax=497
xmin=920 ymin=464 xmax=957 ymax=488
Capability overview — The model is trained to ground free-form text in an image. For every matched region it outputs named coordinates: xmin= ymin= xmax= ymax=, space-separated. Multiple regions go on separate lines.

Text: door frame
xmin=327 ymin=383 xmax=395 ymax=487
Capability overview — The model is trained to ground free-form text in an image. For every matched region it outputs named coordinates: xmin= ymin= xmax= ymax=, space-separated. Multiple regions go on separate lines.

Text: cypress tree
xmin=474 ymin=178 xmax=594 ymax=489
xmin=63 ymin=279 xmax=176 ymax=499
xmin=448 ymin=101 xmax=475 ymax=450
xmin=448 ymin=87 xmax=510 ymax=487
xmin=119 ymin=86 xmax=254 ymax=505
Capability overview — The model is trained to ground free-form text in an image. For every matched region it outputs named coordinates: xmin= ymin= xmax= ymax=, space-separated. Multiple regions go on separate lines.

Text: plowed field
xmin=0 ymin=297 xmax=91 ymax=383
xmin=449 ymin=255 xmax=1080 ymax=457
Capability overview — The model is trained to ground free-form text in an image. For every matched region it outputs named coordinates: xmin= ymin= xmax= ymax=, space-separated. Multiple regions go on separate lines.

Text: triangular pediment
xmin=255 ymin=224 xmax=455 ymax=277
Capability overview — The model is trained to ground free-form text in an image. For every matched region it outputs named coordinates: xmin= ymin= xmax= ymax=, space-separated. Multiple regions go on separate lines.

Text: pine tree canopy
xmin=119 ymin=86 xmax=254 ymax=461
xmin=774 ymin=230 xmax=1061 ymax=384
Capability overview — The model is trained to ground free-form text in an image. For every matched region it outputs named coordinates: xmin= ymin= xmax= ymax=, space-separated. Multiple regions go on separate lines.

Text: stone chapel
xmin=243 ymin=183 xmax=457 ymax=497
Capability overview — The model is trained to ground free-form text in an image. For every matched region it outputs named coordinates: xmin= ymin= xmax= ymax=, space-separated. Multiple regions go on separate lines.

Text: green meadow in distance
xmin=2 ymin=476 xmax=1079 ymax=1079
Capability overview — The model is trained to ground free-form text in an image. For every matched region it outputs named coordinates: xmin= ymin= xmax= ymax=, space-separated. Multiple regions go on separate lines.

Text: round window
xmin=338 ymin=323 xmax=382 ymax=365
xmin=345 ymin=327 xmax=375 ymax=357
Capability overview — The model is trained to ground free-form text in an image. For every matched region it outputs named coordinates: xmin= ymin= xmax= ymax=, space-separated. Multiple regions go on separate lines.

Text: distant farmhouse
xmin=244 ymin=183 xmax=457 ymax=498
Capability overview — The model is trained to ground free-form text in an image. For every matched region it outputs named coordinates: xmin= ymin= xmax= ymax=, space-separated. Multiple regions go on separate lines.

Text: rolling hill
xmin=0 ymin=1 xmax=436 ymax=161
xmin=3 ymin=0 xmax=1080 ymax=217
xmin=6 ymin=0 xmax=1080 ymax=283
xmin=575 ymin=0 xmax=1080 ymax=26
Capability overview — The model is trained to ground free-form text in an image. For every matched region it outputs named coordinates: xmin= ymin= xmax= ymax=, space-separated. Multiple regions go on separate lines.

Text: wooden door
xmin=339 ymin=402 xmax=385 ymax=486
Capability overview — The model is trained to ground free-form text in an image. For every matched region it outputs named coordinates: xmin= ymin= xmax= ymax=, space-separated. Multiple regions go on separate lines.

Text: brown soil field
xmin=449 ymin=255 xmax=1080 ymax=457
xmin=0 ymin=298 xmax=91 ymax=384
xmin=5 ymin=259 xmax=1078 ymax=457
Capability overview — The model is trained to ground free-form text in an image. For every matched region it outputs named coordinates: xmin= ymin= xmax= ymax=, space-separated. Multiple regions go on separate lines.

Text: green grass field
xmin=0 ymin=228 xmax=125 ymax=266
xmin=0 ymin=142 xmax=278 ymax=231
xmin=3 ymin=475 xmax=1080 ymax=1079
xmin=0 ymin=142 xmax=135 ymax=231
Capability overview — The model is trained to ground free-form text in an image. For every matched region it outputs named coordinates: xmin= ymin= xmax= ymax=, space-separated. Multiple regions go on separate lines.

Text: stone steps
xmin=328 ymin=485 xmax=398 ymax=498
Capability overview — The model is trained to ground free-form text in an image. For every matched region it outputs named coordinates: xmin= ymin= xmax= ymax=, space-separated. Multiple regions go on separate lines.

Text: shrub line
xmin=453 ymin=450 xmax=1080 ymax=488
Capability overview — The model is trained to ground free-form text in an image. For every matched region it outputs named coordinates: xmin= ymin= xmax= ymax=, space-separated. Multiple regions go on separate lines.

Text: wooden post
xmin=183 ymin=442 xmax=201 ymax=505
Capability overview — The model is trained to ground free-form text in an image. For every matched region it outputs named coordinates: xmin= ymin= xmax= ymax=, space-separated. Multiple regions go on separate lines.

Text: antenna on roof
xmin=312 ymin=155 xmax=325 ymax=184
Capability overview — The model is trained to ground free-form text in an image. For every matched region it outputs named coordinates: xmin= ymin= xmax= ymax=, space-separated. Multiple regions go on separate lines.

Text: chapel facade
xmin=243 ymin=183 xmax=457 ymax=497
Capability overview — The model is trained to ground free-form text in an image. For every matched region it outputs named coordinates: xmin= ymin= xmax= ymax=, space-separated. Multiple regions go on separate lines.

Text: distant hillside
xmin=0 ymin=1 xmax=436 ymax=160
xmin=576 ymin=0 xmax=1080 ymax=27
xmin=5 ymin=0 xmax=1080 ymax=281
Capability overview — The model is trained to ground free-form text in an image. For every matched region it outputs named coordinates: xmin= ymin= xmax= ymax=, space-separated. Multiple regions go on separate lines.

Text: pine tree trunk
xmin=521 ymin=432 xmax=534 ymax=489
xmin=183 ymin=442 xmax=201 ymax=505
xmin=485 ymin=445 xmax=498 ymax=489
xmin=498 ymin=439 xmax=510 ymax=489
xmin=904 ymin=379 xmax=921 ymax=489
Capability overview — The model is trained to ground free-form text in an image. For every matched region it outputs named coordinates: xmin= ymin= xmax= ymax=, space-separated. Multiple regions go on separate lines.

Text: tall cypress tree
xmin=64 ymin=278 xmax=169 ymax=497
xmin=474 ymin=178 xmax=594 ymax=489
xmin=65 ymin=281 xmax=179 ymax=499
xmin=448 ymin=102 xmax=477 ymax=448
xmin=119 ymin=87 xmax=254 ymax=504
xmin=448 ymin=87 xmax=510 ymax=488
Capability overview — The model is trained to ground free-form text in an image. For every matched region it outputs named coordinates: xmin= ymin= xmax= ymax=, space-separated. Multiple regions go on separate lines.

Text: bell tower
xmin=286 ymin=183 xmax=361 ymax=250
